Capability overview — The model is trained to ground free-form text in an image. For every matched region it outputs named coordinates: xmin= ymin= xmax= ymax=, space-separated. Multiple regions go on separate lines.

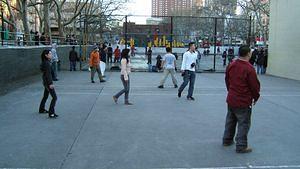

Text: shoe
xmin=53 ymin=79 xmax=59 ymax=81
xmin=178 ymin=91 xmax=181 ymax=98
xmin=125 ymin=102 xmax=133 ymax=105
xmin=236 ymin=147 xmax=252 ymax=153
xmin=187 ymin=96 xmax=195 ymax=101
xmin=113 ymin=96 xmax=118 ymax=104
xmin=91 ymin=80 xmax=95 ymax=83
xmin=100 ymin=80 xmax=106 ymax=83
xmin=223 ymin=141 xmax=234 ymax=147
xmin=158 ymin=85 xmax=164 ymax=88
xmin=174 ymin=85 xmax=178 ymax=88
xmin=39 ymin=109 xmax=48 ymax=114
xmin=49 ymin=113 xmax=58 ymax=118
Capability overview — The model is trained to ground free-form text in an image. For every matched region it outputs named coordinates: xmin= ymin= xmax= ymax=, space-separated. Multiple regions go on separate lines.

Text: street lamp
xmin=1 ymin=2 xmax=4 ymax=46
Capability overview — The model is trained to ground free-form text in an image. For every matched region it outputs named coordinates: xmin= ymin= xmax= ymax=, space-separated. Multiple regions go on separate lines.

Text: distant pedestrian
xmin=113 ymin=49 xmax=133 ymax=105
xmin=222 ymin=45 xmax=260 ymax=153
xmin=222 ymin=49 xmax=228 ymax=66
xmin=249 ymin=48 xmax=258 ymax=66
xmin=263 ymin=48 xmax=268 ymax=74
xmin=228 ymin=47 xmax=234 ymax=64
xmin=69 ymin=46 xmax=78 ymax=71
xmin=51 ymin=43 xmax=59 ymax=81
xmin=196 ymin=47 xmax=201 ymax=70
xmin=89 ymin=46 xmax=106 ymax=83
xmin=147 ymin=47 xmax=152 ymax=72
xmin=114 ymin=46 xmax=121 ymax=63
xmin=156 ymin=55 xmax=163 ymax=72
xmin=34 ymin=31 xmax=40 ymax=46
xmin=256 ymin=48 xmax=265 ymax=74
xmin=39 ymin=49 xmax=58 ymax=118
xmin=158 ymin=47 xmax=178 ymax=89
xmin=100 ymin=43 xmax=107 ymax=76
xmin=178 ymin=42 xmax=197 ymax=100
xmin=107 ymin=43 xmax=113 ymax=63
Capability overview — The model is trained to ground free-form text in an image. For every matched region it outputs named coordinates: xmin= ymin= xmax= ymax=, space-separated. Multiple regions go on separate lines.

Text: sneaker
xmin=174 ymin=85 xmax=178 ymax=88
xmin=91 ymin=80 xmax=95 ymax=83
xmin=187 ymin=96 xmax=195 ymax=101
xmin=113 ymin=96 xmax=118 ymax=104
xmin=223 ymin=141 xmax=234 ymax=147
xmin=158 ymin=85 xmax=164 ymax=88
xmin=125 ymin=102 xmax=133 ymax=105
xmin=53 ymin=79 xmax=59 ymax=81
xmin=236 ymin=147 xmax=252 ymax=153
xmin=49 ymin=113 xmax=58 ymax=118
xmin=178 ymin=91 xmax=181 ymax=98
xmin=39 ymin=109 xmax=48 ymax=114
xmin=100 ymin=80 xmax=106 ymax=83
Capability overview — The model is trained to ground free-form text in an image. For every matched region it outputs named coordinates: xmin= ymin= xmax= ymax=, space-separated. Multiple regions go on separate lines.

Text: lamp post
xmin=1 ymin=2 xmax=4 ymax=46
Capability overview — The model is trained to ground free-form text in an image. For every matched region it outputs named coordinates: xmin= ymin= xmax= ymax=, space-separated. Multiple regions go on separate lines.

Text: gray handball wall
xmin=0 ymin=45 xmax=92 ymax=90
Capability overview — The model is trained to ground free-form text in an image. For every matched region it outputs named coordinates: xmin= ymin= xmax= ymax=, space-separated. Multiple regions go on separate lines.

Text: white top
xmin=120 ymin=58 xmax=131 ymax=81
xmin=163 ymin=53 xmax=176 ymax=69
xmin=181 ymin=51 xmax=197 ymax=71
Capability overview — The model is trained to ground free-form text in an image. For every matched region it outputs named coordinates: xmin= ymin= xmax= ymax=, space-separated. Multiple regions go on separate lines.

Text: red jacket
xmin=225 ymin=59 xmax=260 ymax=108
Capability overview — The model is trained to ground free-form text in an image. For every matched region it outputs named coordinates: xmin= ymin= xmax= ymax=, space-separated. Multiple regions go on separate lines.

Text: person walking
xmin=147 ymin=47 xmax=152 ymax=72
xmin=156 ymin=54 xmax=163 ymax=72
xmin=256 ymin=48 xmax=265 ymax=74
xmin=89 ymin=46 xmax=106 ymax=83
xmin=113 ymin=49 xmax=133 ymax=105
xmin=178 ymin=42 xmax=197 ymax=100
xmin=69 ymin=46 xmax=78 ymax=71
xmin=222 ymin=49 xmax=228 ymax=66
xmin=39 ymin=49 xmax=59 ymax=118
xmin=107 ymin=43 xmax=113 ymax=63
xmin=100 ymin=43 xmax=107 ymax=76
xmin=222 ymin=45 xmax=260 ymax=153
xmin=158 ymin=47 xmax=178 ymax=88
xmin=51 ymin=43 xmax=59 ymax=81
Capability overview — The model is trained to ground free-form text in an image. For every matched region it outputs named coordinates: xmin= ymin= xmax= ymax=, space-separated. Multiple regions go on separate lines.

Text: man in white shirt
xmin=178 ymin=42 xmax=197 ymax=100
xmin=158 ymin=47 xmax=178 ymax=88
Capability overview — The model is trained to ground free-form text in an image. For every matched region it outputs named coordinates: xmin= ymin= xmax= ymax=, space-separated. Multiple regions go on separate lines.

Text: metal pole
xmin=248 ymin=16 xmax=252 ymax=46
xmin=79 ymin=12 xmax=82 ymax=70
xmin=213 ymin=18 xmax=217 ymax=72
xmin=125 ymin=15 xmax=128 ymax=49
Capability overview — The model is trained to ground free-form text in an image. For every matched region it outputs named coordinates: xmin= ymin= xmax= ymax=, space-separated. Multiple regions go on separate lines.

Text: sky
xmin=124 ymin=0 xmax=152 ymax=24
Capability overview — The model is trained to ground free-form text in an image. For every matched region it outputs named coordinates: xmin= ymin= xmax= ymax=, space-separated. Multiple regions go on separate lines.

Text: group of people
xmin=38 ymin=43 xmax=261 ymax=154
xmin=249 ymin=47 xmax=268 ymax=74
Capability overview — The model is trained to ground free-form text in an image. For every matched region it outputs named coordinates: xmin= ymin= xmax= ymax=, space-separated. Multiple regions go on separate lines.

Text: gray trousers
xmin=90 ymin=65 xmax=103 ymax=81
xmin=160 ymin=69 xmax=177 ymax=86
xmin=114 ymin=75 xmax=130 ymax=102
xmin=178 ymin=70 xmax=196 ymax=98
xmin=223 ymin=105 xmax=252 ymax=150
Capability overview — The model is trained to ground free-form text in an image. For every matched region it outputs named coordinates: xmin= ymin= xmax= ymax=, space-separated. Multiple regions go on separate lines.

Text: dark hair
xmin=239 ymin=45 xmax=251 ymax=57
xmin=188 ymin=42 xmax=195 ymax=47
xmin=121 ymin=49 xmax=130 ymax=63
xmin=41 ymin=49 xmax=51 ymax=62
xmin=166 ymin=47 xmax=172 ymax=53
xmin=72 ymin=46 xmax=75 ymax=49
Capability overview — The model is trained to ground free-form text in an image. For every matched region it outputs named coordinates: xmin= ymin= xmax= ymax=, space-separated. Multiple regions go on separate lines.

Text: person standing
xmin=147 ymin=47 xmax=152 ymax=72
xmin=228 ymin=47 xmax=234 ymax=64
xmin=156 ymin=54 xmax=163 ymax=72
xmin=256 ymin=48 xmax=265 ymax=74
xmin=89 ymin=46 xmax=106 ymax=83
xmin=69 ymin=46 xmax=78 ymax=71
xmin=178 ymin=42 xmax=197 ymax=100
xmin=51 ymin=43 xmax=59 ymax=81
xmin=114 ymin=46 xmax=121 ymax=63
xmin=107 ymin=43 xmax=113 ymax=63
xmin=158 ymin=47 xmax=178 ymax=88
xmin=222 ymin=49 xmax=227 ymax=66
xmin=113 ymin=49 xmax=133 ymax=105
xmin=39 ymin=49 xmax=59 ymax=118
xmin=100 ymin=43 xmax=107 ymax=76
xmin=222 ymin=45 xmax=260 ymax=153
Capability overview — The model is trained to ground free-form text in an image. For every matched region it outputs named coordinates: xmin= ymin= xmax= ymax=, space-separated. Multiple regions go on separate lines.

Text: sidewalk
xmin=0 ymin=71 xmax=300 ymax=169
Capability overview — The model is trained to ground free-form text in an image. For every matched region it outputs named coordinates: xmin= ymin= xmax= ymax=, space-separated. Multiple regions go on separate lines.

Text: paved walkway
xmin=0 ymin=71 xmax=300 ymax=169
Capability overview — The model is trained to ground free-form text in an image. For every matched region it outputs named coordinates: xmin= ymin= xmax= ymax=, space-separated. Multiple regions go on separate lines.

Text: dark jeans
xmin=70 ymin=61 xmax=76 ymax=71
xmin=39 ymin=87 xmax=57 ymax=114
xmin=223 ymin=105 xmax=252 ymax=150
xmin=108 ymin=53 xmax=113 ymax=63
xmin=114 ymin=75 xmax=130 ymax=103
xmin=178 ymin=70 xmax=196 ymax=98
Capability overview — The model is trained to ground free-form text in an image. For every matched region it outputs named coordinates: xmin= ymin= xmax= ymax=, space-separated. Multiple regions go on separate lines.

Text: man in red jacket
xmin=222 ymin=45 xmax=260 ymax=153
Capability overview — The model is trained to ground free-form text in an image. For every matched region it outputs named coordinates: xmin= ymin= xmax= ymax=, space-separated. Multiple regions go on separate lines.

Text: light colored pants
xmin=160 ymin=69 xmax=178 ymax=86
xmin=100 ymin=61 xmax=106 ymax=76
xmin=91 ymin=65 xmax=104 ymax=81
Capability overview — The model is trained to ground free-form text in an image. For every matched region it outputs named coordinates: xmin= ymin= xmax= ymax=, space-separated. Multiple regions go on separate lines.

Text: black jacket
xmin=69 ymin=50 xmax=78 ymax=62
xmin=40 ymin=60 xmax=53 ymax=87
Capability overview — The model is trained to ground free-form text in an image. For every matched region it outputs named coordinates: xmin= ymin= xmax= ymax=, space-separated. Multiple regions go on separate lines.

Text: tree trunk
xmin=43 ymin=0 xmax=51 ymax=43
xmin=21 ymin=0 xmax=30 ymax=45
xmin=57 ymin=7 xmax=64 ymax=43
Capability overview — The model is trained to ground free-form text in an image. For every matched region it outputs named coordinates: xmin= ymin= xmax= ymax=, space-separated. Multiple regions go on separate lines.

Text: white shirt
xmin=181 ymin=51 xmax=197 ymax=71
xmin=120 ymin=58 xmax=131 ymax=81
xmin=163 ymin=53 xmax=176 ymax=69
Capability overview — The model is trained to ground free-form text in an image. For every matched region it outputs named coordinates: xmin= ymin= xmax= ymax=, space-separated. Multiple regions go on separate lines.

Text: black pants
xmin=223 ymin=105 xmax=252 ymax=150
xmin=108 ymin=53 xmax=113 ymax=63
xmin=39 ymin=87 xmax=57 ymax=114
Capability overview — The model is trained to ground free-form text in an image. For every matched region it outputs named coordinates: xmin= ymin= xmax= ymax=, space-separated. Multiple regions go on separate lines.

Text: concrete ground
xmin=0 ymin=71 xmax=300 ymax=169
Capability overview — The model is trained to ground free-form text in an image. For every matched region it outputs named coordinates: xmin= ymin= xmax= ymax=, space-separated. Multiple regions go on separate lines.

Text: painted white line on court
xmin=153 ymin=165 xmax=300 ymax=169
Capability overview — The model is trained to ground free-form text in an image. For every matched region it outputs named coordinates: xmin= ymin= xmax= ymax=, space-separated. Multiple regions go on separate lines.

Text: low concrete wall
xmin=0 ymin=45 xmax=92 ymax=91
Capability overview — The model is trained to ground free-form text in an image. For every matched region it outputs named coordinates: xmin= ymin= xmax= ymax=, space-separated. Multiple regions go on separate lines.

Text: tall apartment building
xmin=152 ymin=0 xmax=203 ymax=16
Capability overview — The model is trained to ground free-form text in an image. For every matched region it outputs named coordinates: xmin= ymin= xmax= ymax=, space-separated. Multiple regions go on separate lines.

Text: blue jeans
xmin=114 ymin=75 xmax=130 ymax=103
xmin=178 ymin=70 xmax=196 ymax=98
xmin=257 ymin=65 xmax=264 ymax=74
xmin=70 ymin=61 xmax=76 ymax=71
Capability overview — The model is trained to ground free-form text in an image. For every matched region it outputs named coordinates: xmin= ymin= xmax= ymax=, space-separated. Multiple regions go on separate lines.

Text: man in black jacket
xmin=69 ymin=46 xmax=78 ymax=71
